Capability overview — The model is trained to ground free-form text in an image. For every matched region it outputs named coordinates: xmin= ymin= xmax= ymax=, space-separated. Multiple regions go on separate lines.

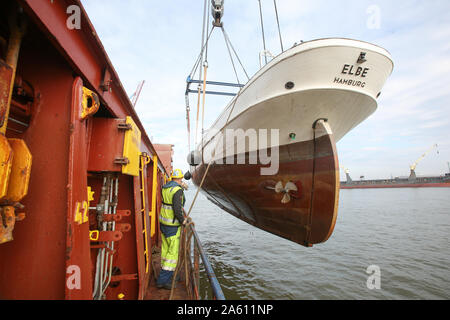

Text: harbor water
xmin=185 ymin=187 xmax=450 ymax=300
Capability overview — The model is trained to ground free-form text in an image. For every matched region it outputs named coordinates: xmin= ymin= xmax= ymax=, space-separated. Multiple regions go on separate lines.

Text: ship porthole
xmin=285 ymin=81 xmax=295 ymax=90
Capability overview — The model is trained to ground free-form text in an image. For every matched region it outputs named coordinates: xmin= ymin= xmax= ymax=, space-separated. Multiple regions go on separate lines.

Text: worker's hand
xmin=182 ymin=218 xmax=187 ymax=226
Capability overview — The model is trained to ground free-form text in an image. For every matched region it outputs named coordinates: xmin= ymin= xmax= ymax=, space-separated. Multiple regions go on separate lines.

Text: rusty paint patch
xmin=68 ymin=223 xmax=73 ymax=237
xmin=65 ymin=246 xmax=73 ymax=260
xmin=0 ymin=206 xmax=16 ymax=244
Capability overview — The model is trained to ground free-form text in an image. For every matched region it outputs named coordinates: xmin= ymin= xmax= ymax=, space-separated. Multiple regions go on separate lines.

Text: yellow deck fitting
xmin=0 ymin=134 xmax=13 ymax=199
xmin=5 ymin=139 xmax=32 ymax=202
xmin=81 ymin=87 xmax=100 ymax=119
xmin=121 ymin=116 xmax=141 ymax=177
xmin=89 ymin=230 xmax=99 ymax=241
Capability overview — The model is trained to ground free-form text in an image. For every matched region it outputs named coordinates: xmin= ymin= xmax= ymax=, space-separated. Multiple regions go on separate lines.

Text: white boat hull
xmin=199 ymin=38 xmax=393 ymax=162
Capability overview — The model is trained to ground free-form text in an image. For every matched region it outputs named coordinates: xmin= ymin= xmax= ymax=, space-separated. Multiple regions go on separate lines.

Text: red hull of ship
xmin=0 ymin=0 xmax=171 ymax=300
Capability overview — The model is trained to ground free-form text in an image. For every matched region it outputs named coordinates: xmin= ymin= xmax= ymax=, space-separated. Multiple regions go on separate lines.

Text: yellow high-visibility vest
xmin=160 ymin=185 xmax=184 ymax=226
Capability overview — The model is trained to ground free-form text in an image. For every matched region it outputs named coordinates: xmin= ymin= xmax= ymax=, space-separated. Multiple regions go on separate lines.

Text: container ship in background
xmin=341 ymin=170 xmax=450 ymax=189
xmin=0 ymin=0 xmax=223 ymax=300
xmin=341 ymin=144 xmax=450 ymax=189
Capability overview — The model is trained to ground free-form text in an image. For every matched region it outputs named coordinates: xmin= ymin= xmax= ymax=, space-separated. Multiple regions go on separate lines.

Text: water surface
xmin=185 ymin=187 xmax=450 ymax=300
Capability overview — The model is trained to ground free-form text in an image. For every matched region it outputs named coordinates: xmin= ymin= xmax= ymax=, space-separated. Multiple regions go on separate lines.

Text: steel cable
xmin=221 ymin=27 xmax=250 ymax=81
xmin=273 ymin=0 xmax=284 ymax=52
xmin=221 ymin=27 xmax=240 ymax=85
xmin=257 ymin=0 xmax=268 ymax=65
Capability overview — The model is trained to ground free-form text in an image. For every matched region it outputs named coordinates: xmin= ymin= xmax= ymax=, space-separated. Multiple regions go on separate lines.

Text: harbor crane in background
xmin=340 ymin=167 xmax=352 ymax=183
xmin=409 ymin=143 xmax=438 ymax=181
xmin=130 ymin=80 xmax=145 ymax=107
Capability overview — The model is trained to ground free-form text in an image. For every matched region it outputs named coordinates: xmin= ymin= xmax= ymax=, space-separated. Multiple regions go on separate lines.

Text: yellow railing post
xmin=140 ymin=153 xmax=151 ymax=273
xmin=150 ymin=155 xmax=158 ymax=237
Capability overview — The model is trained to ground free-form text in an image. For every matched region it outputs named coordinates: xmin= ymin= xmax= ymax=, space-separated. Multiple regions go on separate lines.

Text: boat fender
xmin=187 ymin=150 xmax=201 ymax=166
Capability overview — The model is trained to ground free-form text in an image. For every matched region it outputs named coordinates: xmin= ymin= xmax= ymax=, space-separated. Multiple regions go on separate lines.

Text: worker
xmin=156 ymin=169 xmax=186 ymax=290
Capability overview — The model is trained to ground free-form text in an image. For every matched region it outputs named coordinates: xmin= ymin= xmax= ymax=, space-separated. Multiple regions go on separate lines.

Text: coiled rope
xmin=169 ymin=216 xmax=195 ymax=300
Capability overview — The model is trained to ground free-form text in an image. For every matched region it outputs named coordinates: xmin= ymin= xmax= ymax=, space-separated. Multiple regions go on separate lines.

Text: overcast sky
xmin=80 ymin=0 xmax=450 ymax=180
